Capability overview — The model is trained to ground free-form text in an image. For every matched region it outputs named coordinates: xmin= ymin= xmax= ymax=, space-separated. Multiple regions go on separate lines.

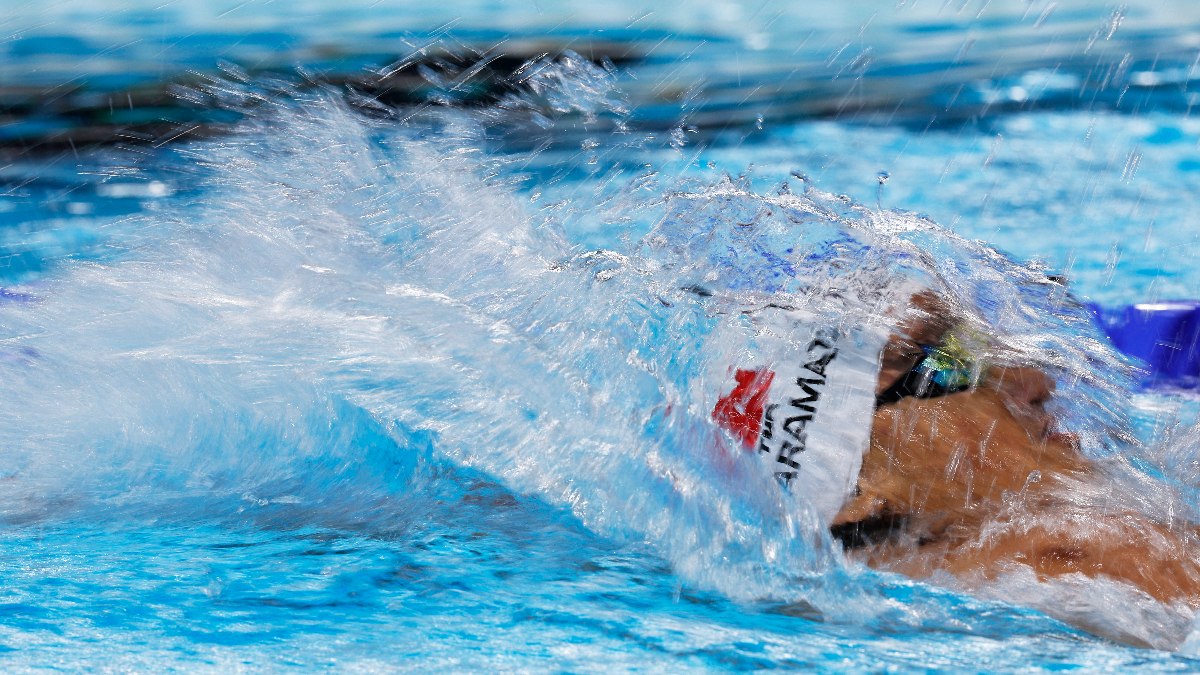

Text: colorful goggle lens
xmin=916 ymin=333 xmax=977 ymax=390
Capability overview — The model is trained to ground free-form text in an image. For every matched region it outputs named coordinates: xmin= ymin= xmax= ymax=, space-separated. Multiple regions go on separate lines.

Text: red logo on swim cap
xmin=713 ymin=368 xmax=774 ymax=449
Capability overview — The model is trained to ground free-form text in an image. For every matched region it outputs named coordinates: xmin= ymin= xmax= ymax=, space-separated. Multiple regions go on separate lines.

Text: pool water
xmin=3 ymin=1 xmax=1200 ymax=671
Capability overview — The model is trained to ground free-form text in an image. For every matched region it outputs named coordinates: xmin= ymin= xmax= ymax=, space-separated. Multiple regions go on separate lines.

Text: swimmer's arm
xmin=870 ymin=509 xmax=1200 ymax=610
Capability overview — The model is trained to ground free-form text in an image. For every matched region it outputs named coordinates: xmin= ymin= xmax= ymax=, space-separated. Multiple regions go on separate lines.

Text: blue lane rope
xmin=1088 ymin=300 xmax=1200 ymax=388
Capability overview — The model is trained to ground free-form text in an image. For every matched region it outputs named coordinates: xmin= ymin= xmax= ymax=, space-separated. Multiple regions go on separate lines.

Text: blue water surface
xmin=3 ymin=1 xmax=1200 ymax=672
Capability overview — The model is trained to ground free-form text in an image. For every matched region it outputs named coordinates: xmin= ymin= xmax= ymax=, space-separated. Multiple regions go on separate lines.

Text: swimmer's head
xmin=852 ymin=365 xmax=1081 ymax=534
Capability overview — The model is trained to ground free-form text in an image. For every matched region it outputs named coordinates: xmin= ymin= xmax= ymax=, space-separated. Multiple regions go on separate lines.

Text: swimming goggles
xmin=875 ymin=332 xmax=981 ymax=406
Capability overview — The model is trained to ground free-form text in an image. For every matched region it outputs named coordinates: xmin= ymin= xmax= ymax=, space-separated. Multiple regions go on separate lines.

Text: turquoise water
xmin=3 ymin=1 xmax=1200 ymax=671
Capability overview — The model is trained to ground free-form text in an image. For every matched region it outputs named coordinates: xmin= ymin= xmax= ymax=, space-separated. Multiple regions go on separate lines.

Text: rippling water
xmin=4 ymin=1 xmax=1200 ymax=671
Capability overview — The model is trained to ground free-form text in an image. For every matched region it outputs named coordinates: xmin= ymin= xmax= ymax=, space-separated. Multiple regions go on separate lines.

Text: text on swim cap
xmin=758 ymin=328 xmax=840 ymax=486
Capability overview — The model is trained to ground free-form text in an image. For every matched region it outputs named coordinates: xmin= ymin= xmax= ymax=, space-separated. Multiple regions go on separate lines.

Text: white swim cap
xmin=712 ymin=304 xmax=889 ymax=523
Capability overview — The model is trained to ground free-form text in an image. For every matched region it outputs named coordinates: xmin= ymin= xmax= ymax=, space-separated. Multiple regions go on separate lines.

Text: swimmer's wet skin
xmin=715 ymin=290 xmax=1200 ymax=642
xmin=849 ymin=350 xmax=1200 ymax=611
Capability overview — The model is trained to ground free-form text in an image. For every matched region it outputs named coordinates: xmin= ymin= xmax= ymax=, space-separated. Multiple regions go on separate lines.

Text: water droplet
xmin=1103 ymin=244 xmax=1122 ymax=285
xmin=1033 ymin=2 xmax=1057 ymax=29
xmin=1085 ymin=5 xmax=1126 ymax=52
xmin=669 ymin=126 xmax=687 ymax=149
xmin=875 ymin=172 xmax=890 ymax=209
xmin=954 ymin=38 xmax=975 ymax=64
xmin=1121 ymin=147 xmax=1142 ymax=181
xmin=1106 ymin=6 xmax=1125 ymax=39
xmin=983 ymin=134 xmax=1003 ymax=168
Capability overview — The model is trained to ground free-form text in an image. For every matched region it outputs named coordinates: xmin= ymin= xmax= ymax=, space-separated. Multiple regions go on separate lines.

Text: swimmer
xmin=712 ymin=289 xmax=1200 ymax=632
